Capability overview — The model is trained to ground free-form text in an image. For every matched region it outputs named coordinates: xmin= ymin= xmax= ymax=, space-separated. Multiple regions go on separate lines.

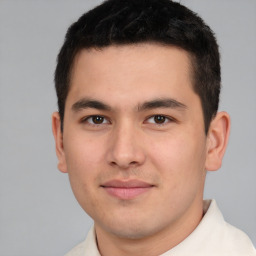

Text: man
xmin=52 ymin=0 xmax=256 ymax=255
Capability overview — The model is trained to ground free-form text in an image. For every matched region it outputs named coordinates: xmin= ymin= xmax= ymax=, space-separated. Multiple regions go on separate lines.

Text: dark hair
xmin=55 ymin=0 xmax=221 ymax=133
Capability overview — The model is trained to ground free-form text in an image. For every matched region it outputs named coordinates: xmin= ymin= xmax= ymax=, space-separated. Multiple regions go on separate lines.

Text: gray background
xmin=0 ymin=0 xmax=255 ymax=255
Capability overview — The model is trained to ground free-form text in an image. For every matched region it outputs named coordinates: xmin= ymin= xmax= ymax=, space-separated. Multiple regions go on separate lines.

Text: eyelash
xmin=81 ymin=115 xmax=110 ymax=126
xmin=145 ymin=115 xmax=175 ymax=125
xmin=80 ymin=114 xmax=175 ymax=127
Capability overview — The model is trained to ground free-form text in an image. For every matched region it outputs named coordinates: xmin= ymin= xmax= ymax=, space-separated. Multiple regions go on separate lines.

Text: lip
xmin=101 ymin=179 xmax=154 ymax=200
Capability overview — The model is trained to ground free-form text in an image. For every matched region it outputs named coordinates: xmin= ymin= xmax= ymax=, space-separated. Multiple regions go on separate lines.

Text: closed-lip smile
xmin=101 ymin=179 xmax=154 ymax=200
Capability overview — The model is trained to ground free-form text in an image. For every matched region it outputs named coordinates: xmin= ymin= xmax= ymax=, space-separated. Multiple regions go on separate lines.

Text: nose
xmin=106 ymin=122 xmax=146 ymax=169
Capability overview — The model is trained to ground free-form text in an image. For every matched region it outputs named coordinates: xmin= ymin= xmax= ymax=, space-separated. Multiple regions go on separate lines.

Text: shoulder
xmin=220 ymin=221 xmax=256 ymax=255
xmin=167 ymin=200 xmax=256 ymax=256
xmin=64 ymin=227 xmax=100 ymax=256
xmin=202 ymin=200 xmax=256 ymax=255
xmin=65 ymin=241 xmax=87 ymax=256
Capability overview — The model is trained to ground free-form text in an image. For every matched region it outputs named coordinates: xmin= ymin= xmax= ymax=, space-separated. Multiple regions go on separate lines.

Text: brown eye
xmin=83 ymin=115 xmax=109 ymax=125
xmin=92 ymin=116 xmax=104 ymax=124
xmin=154 ymin=115 xmax=166 ymax=124
xmin=145 ymin=115 xmax=173 ymax=126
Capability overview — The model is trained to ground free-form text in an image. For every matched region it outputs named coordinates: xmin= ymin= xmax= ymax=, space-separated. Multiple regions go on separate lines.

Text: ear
xmin=205 ymin=111 xmax=230 ymax=171
xmin=52 ymin=112 xmax=68 ymax=173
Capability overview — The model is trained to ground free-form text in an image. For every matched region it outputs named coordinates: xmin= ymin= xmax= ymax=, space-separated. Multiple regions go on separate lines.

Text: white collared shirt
xmin=65 ymin=200 xmax=256 ymax=256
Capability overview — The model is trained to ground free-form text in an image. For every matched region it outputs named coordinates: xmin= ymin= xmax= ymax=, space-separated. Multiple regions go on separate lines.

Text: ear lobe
xmin=52 ymin=112 xmax=68 ymax=173
xmin=205 ymin=111 xmax=230 ymax=171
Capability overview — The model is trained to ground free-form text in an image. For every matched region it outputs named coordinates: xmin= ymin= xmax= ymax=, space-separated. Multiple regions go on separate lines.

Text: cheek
xmin=147 ymin=133 xmax=207 ymax=216
xmin=148 ymin=131 xmax=207 ymax=186
xmin=62 ymin=133 xmax=106 ymax=206
xmin=64 ymin=133 xmax=105 ymax=173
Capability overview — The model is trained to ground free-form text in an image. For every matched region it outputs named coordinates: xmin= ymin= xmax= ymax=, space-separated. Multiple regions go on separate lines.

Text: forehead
xmin=72 ymin=43 xmax=193 ymax=77
xmin=67 ymin=43 xmax=196 ymax=108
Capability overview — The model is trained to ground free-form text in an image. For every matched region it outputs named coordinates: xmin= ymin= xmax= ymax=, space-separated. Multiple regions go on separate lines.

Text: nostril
xmin=109 ymin=160 xmax=139 ymax=169
xmin=110 ymin=161 xmax=117 ymax=166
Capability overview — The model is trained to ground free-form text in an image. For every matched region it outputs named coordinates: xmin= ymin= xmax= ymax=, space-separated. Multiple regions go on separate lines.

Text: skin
xmin=52 ymin=43 xmax=230 ymax=256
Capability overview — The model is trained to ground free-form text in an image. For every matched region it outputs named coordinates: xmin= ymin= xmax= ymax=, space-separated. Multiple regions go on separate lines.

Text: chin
xmin=100 ymin=216 xmax=164 ymax=240
xmin=109 ymin=226 xmax=154 ymax=240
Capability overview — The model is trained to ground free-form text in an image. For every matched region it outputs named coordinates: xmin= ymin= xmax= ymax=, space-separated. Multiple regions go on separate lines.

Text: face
xmin=54 ymin=44 xmax=212 ymax=241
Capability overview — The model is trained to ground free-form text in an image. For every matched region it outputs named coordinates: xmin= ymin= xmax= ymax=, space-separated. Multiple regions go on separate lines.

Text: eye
xmin=82 ymin=115 xmax=110 ymax=125
xmin=146 ymin=115 xmax=173 ymax=125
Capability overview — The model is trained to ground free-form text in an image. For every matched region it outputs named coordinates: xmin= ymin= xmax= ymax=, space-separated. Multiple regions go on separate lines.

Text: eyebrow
xmin=72 ymin=98 xmax=112 ymax=112
xmin=71 ymin=97 xmax=187 ymax=112
xmin=137 ymin=98 xmax=187 ymax=111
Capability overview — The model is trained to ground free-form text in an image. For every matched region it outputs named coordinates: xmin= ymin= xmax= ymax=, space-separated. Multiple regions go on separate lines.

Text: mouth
xmin=100 ymin=179 xmax=154 ymax=200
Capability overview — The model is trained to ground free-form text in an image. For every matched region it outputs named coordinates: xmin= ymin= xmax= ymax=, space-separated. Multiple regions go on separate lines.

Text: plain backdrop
xmin=0 ymin=0 xmax=255 ymax=255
